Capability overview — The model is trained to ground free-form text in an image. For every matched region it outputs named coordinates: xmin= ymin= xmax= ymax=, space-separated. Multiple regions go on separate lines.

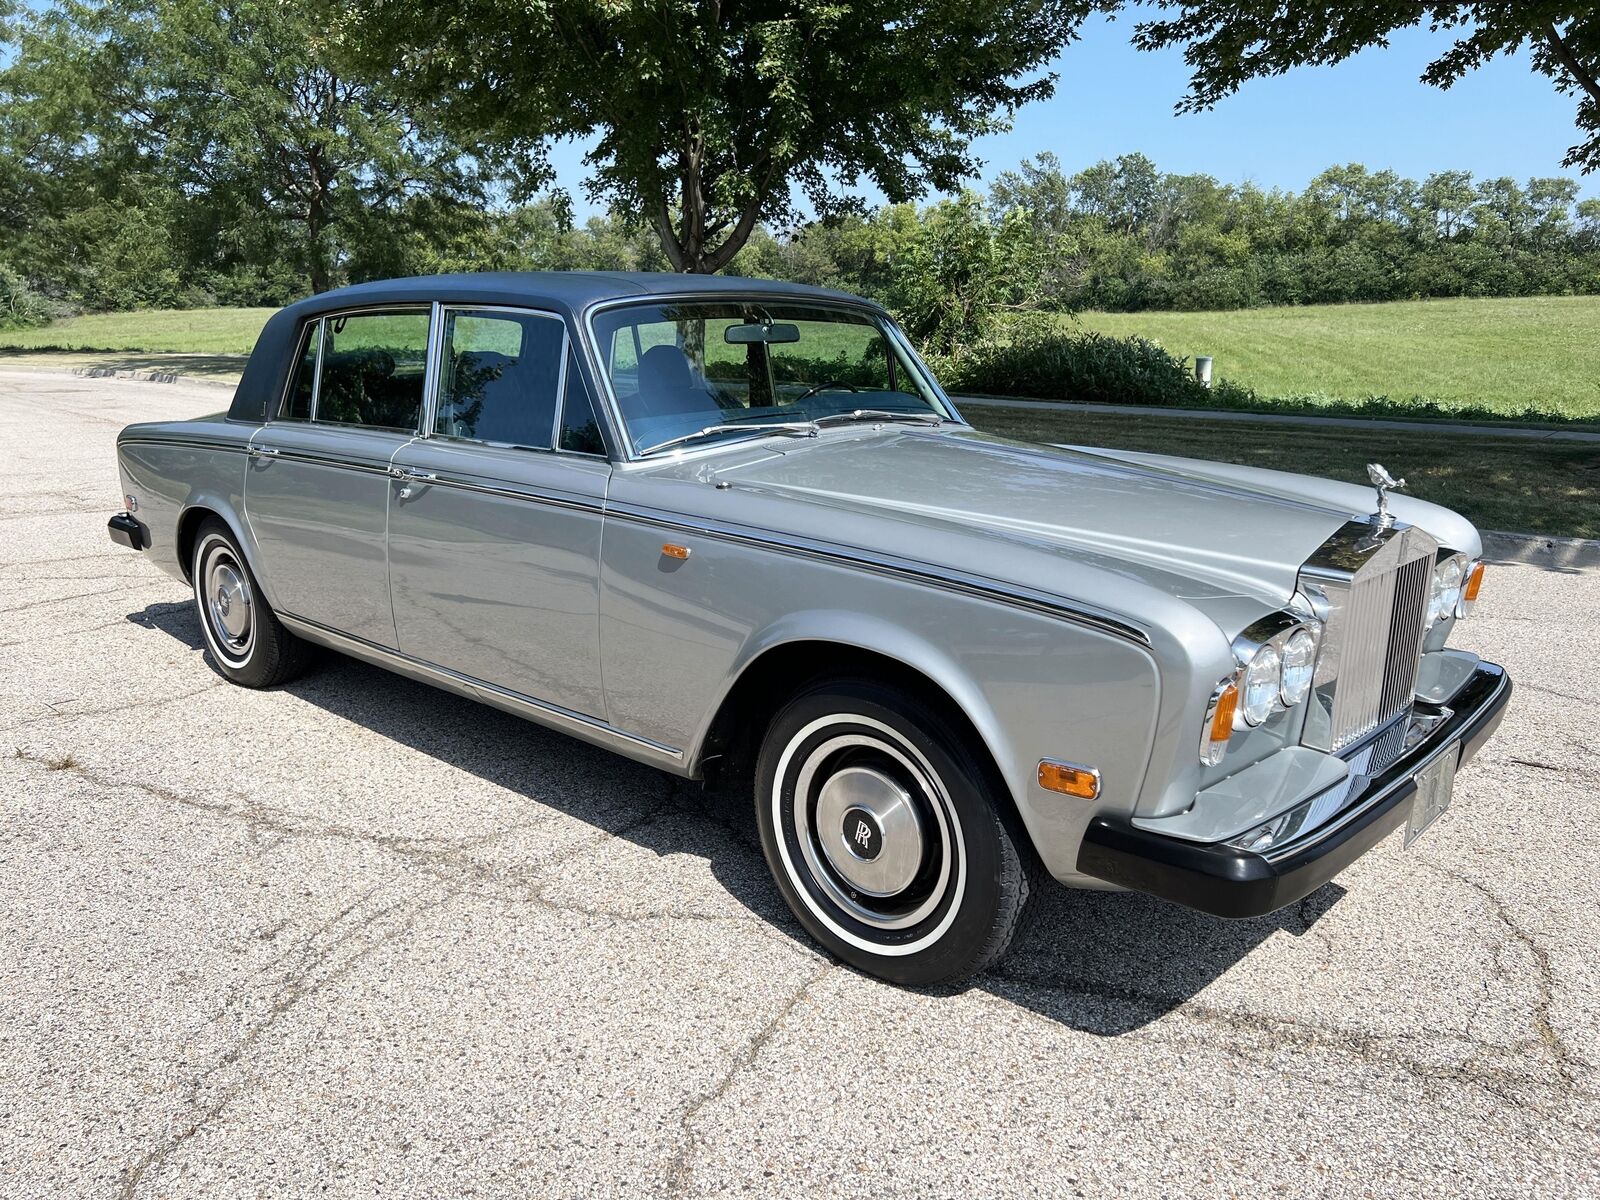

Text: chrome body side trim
xmin=401 ymin=471 xmax=605 ymax=516
xmin=277 ymin=610 xmax=685 ymax=763
xmin=603 ymin=501 xmax=1152 ymax=646
xmin=118 ymin=436 xmax=250 ymax=455
xmin=251 ymin=448 xmax=397 ymax=477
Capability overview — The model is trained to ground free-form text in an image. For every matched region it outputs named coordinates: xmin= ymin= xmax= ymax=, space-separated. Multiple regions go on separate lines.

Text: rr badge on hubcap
xmin=841 ymin=807 xmax=883 ymax=861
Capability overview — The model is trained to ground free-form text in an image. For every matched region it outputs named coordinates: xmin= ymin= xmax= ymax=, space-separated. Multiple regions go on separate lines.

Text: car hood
xmin=702 ymin=427 xmax=1374 ymax=605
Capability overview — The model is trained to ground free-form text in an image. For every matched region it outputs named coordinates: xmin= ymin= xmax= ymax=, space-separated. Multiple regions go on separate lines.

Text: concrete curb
xmin=1480 ymin=529 xmax=1600 ymax=572
xmin=70 ymin=365 xmax=235 ymax=388
xmin=957 ymin=394 xmax=1600 ymax=443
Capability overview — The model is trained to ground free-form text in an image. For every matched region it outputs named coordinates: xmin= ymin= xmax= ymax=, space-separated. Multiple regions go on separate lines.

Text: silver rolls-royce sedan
xmin=108 ymin=272 xmax=1511 ymax=985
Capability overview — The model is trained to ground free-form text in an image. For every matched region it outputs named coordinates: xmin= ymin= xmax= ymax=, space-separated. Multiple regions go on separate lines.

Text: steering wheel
xmin=793 ymin=379 xmax=860 ymax=403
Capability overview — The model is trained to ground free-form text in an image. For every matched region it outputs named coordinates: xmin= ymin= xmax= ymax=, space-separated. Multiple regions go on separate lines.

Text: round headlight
xmin=1428 ymin=556 xmax=1464 ymax=627
xmin=1280 ymin=627 xmax=1317 ymax=706
xmin=1240 ymin=643 xmax=1281 ymax=726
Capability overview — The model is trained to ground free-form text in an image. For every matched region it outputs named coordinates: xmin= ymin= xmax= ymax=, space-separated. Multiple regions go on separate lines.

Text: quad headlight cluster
xmin=1200 ymin=554 xmax=1487 ymax=768
xmin=1200 ymin=614 xmax=1322 ymax=767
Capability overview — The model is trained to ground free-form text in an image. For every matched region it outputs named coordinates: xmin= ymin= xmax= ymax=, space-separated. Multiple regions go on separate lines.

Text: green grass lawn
xmin=967 ymin=401 xmax=1600 ymax=540
xmin=1070 ymin=295 xmax=1600 ymax=419
xmin=0 ymin=307 xmax=273 ymax=355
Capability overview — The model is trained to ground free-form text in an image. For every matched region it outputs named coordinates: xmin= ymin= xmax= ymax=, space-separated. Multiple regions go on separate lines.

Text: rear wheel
xmin=755 ymin=680 xmax=1037 ymax=986
xmin=191 ymin=518 xmax=312 ymax=688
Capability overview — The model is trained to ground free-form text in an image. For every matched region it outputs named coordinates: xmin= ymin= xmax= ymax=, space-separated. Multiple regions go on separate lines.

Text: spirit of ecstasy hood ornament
xmin=1367 ymin=462 xmax=1406 ymax=528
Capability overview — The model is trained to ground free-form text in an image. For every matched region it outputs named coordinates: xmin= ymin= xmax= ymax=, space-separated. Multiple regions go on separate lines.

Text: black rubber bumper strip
xmin=1076 ymin=663 xmax=1512 ymax=919
xmin=107 ymin=511 xmax=148 ymax=551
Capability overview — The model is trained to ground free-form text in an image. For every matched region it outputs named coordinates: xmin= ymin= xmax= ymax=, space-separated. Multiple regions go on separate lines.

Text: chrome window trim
xmin=276 ymin=609 xmax=683 ymax=762
xmin=275 ymin=303 xmax=434 ymax=434
xmin=308 ymin=317 xmax=326 ymax=421
xmin=423 ymin=303 xmax=605 ymax=459
xmin=554 ymin=348 xmax=610 ymax=460
xmin=603 ymin=501 xmax=1152 ymax=646
xmin=581 ymin=293 xmax=965 ymax=462
xmin=271 ymin=319 xmax=322 ymax=424
xmin=419 ymin=300 xmax=445 ymax=436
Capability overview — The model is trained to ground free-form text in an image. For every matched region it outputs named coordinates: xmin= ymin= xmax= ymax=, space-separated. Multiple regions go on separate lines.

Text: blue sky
xmin=551 ymin=13 xmax=1600 ymax=221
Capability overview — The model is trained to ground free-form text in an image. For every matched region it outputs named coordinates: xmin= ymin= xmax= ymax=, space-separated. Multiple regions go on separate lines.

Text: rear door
xmin=386 ymin=306 xmax=611 ymax=718
xmin=244 ymin=307 xmax=430 ymax=647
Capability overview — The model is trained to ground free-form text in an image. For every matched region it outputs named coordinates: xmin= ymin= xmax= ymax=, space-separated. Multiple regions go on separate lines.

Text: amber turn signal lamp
xmin=1464 ymin=560 xmax=1484 ymax=602
xmin=661 ymin=543 xmax=691 ymax=560
xmin=1210 ymin=682 xmax=1239 ymax=744
xmin=1037 ymin=760 xmax=1100 ymax=800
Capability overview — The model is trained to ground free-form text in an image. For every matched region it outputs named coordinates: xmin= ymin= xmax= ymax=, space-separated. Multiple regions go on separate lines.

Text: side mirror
xmin=725 ymin=322 xmax=800 ymax=345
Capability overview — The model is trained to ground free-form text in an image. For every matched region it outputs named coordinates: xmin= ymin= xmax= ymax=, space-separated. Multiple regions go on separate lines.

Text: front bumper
xmin=1076 ymin=662 xmax=1511 ymax=919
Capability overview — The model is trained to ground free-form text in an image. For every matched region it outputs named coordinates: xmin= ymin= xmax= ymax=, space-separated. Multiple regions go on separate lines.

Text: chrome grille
xmin=1329 ymin=553 xmax=1430 ymax=749
xmin=1299 ymin=521 xmax=1437 ymax=755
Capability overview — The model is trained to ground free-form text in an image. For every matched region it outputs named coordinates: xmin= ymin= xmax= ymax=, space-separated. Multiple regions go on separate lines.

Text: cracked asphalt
xmin=2 ymin=368 xmax=1597 ymax=1199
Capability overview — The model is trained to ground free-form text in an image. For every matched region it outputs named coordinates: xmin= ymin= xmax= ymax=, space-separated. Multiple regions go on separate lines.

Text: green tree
xmin=338 ymin=0 xmax=1087 ymax=274
xmin=1122 ymin=4 xmax=1600 ymax=173
xmin=1 ymin=0 xmax=486 ymax=296
xmin=887 ymin=192 xmax=1043 ymax=353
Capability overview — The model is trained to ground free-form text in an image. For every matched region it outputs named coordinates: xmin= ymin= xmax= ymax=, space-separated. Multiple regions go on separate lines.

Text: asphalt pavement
xmin=1 ymin=368 xmax=1596 ymax=1199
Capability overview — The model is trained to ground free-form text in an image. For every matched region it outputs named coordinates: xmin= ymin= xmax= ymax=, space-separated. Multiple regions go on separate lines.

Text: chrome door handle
xmin=249 ymin=445 xmax=280 ymax=459
xmin=393 ymin=468 xmax=437 ymax=500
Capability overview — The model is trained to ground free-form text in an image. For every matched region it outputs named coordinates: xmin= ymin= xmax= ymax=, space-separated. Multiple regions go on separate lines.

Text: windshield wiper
xmin=813 ymin=409 xmax=943 ymax=428
xmin=638 ymin=421 xmax=819 ymax=457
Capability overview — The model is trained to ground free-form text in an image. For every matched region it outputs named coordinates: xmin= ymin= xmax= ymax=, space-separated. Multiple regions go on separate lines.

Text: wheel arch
xmin=692 ymin=617 xmax=1024 ymax=820
xmin=174 ymin=498 xmax=275 ymax=607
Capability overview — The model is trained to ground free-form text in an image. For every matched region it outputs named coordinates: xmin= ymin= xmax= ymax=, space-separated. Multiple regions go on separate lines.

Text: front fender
xmin=692 ymin=604 xmax=1164 ymax=884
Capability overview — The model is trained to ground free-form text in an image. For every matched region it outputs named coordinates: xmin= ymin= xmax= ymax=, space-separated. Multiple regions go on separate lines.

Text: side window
xmin=436 ymin=310 xmax=565 ymax=448
xmin=317 ymin=311 xmax=430 ymax=432
xmin=559 ymin=351 xmax=606 ymax=455
xmin=280 ymin=322 xmax=318 ymax=420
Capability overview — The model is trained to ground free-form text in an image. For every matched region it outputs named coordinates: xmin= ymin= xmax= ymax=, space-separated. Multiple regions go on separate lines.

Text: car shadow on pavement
xmin=128 ymin=600 xmax=1345 ymax=1037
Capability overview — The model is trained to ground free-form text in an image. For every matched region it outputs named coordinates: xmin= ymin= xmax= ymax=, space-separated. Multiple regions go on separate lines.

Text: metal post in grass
xmin=1195 ymin=356 xmax=1213 ymax=388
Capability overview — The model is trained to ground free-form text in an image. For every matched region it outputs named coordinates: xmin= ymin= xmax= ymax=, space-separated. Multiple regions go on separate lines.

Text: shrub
xmin=0 ymin=266 xmax=51 ymax=330
xmin=934 ymin=325 xmax=1255 ymax=408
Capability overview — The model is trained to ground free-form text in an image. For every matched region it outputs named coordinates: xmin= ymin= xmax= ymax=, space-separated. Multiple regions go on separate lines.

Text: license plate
xmin=1404 ymin=744 xmax=1459 ymax=848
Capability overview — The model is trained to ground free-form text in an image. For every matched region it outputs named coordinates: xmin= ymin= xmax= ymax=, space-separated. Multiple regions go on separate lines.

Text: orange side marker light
xmin=1038 ymin=760 xmax=1101 ymax=800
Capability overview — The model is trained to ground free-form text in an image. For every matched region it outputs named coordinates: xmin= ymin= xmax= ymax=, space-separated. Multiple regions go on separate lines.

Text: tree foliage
xmin=0 ymin=0 xmax=488 ymax=302
xmin=1122 ymin=3 xmax=1600 ymax=173
xmin=336 ymin=0 xmax=1087 ymax=272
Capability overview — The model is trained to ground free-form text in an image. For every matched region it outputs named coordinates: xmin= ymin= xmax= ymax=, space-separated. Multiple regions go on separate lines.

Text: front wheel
xmin=191 ymin=518 xmax=313 ymax=688
xmin=755 ymin=680 xmax=1038 ymax=986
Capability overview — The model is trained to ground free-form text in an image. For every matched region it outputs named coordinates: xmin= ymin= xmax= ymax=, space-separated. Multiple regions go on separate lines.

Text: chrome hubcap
xmin=815 ymin=766 xmax=925 ymax=898
xmin=790 ymin=730 xmax=955 ymax=932
xmin=206 ymin=557 xmax=251 ymax=648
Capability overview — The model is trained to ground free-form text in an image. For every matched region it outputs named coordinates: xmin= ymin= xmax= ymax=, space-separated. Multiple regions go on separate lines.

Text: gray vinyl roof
xmin=294 ymin=271 xmax=875 ymax=316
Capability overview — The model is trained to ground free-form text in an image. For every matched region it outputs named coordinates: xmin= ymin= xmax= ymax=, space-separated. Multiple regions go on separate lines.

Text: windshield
xmin=589 ymin=301 xmax=953 ymax=455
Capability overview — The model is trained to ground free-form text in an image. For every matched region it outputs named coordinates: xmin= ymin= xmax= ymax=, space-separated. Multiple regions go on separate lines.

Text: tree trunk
xmin=650 ymin=147 xmax=774 ymax=273
xmin=305 ymin=145 xmax=332 ymax=293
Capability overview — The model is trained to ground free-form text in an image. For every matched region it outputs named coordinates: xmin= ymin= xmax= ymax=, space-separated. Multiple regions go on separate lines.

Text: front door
xmin=386 ymin=307 xmax=610 ymax=719
xmin=244 ymin=308 xmax=431 ymax=647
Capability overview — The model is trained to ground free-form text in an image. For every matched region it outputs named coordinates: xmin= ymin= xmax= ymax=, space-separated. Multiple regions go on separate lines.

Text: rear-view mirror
xmin=725 ymin=322 xmax=800 ymax=345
